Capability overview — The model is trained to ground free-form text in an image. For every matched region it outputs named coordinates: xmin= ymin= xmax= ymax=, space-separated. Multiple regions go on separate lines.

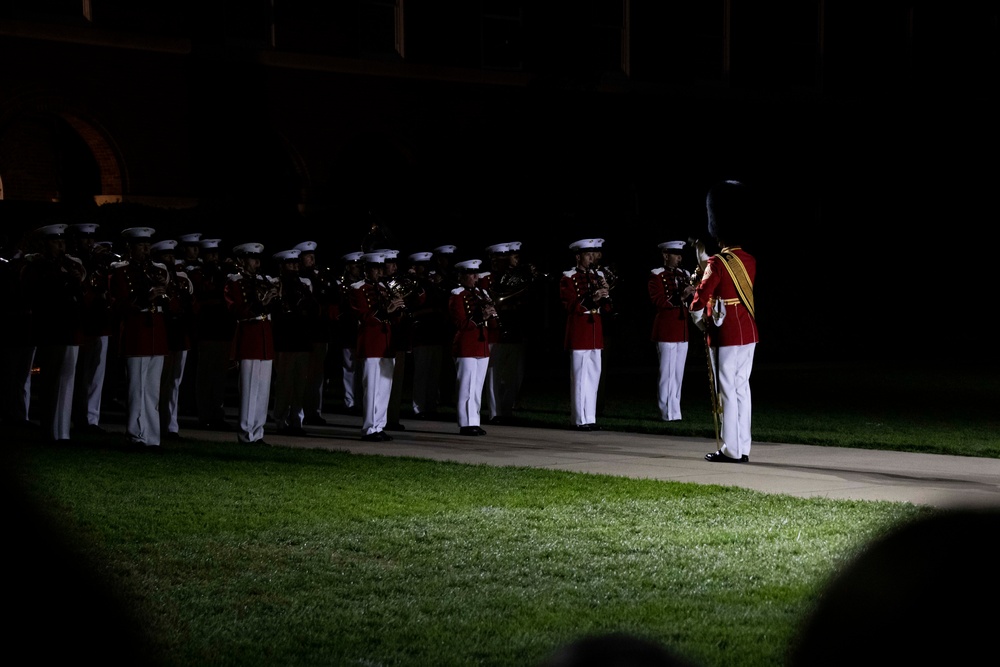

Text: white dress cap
xmin=361 ymin=252 xmax=386 ymax=264
xmin=454 ymin=259 xmax=483 ymax=272
xmin=658 ymin=240 xmax=686 ymax=252
xmin=433 ymin=245 xmax=457 ymax=255
xmin=341 ymin=251 xmax=364 ymax=263
xmin=294 ymin=241 xmax=317 ymax=253
xmin=273 ymin=249 xmax=301 ymax=261
xmin=200 ymin=238 xmax=222 ymax=249
xmin=374 ymin=248 xmax=399 ymax=260
xmin=68 ymin=223 xmax=99 ymax=235
xmin=485 ymin=243 xmax=510 ymax=255
xmin=177 ymin=233 xmax=202 ymax=245
xmin=122 ymin=227 xmax=156 ymax=240
xmin=151 ymin=240 xmax=178 ymax=253
xmin=507 ymin=241 xmax=522 ymax=252
xmin=408 ymin=251 xmax=433 ymax=263
xmin=36 ymin=223 xmax=69 ymax=237
xmin=233 ymin=242 xmax=265 ymax=256
xmin=569 ymin=238 xmax=603 ymax=250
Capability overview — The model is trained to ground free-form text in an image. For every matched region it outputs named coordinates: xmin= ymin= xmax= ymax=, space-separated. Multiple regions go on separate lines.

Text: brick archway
xmin=59 ymin=113 xmax=126 ymax=202
xmin=0 ymin=97 xmax=126 ymax=204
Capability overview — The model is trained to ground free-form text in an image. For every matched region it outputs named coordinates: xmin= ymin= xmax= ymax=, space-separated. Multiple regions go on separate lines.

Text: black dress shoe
xmin=164 ymin=431 xmax=184 ymax=440
xmin=460 ymin=426 xmax=485 ymax=436
xmin=360 ymin=432 xmax=382 ymax=442
xmin=586 ymin=423 xmax=601 ymax=431
xmin=473 ymin=426 xmax=487 ymax=436
xmin=302 ymin=416 xmax=328 ymax=426
xmin=705 ymin=450 xmax=745 ymax=463
xmin=574 ymin=424 xmax=592 ymax=432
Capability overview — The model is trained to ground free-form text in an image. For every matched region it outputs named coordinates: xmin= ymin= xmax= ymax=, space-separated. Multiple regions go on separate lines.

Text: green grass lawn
xmin=8 ymin=355 xmax=996 ymax=666
xmin=10 ymin=438 xmax=930 ymax=667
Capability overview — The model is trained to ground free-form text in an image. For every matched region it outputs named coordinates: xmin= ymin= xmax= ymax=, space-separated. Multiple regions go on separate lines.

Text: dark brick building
xmin=2 ymin=1 xmax=996 ymax=360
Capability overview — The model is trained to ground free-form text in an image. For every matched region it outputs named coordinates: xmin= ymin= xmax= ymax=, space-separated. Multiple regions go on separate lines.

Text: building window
xmin=360 ymin=0 xmax=403 ymax=59
xmin=592 ymin=0 xmax=628 ymax=76
xmin=690 ymin=0 xmax=730 ymax=83
xmin=482 ymin=1 xmax=523 ymax=70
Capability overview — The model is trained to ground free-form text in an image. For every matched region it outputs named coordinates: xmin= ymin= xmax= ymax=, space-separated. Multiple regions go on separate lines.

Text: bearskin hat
xmin=706 ymin=180 xmax=754 ymax=244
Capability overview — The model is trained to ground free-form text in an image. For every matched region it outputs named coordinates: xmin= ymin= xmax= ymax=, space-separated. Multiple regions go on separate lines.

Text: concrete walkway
xmin=169 ymin=412 xmax=1000 ymax=510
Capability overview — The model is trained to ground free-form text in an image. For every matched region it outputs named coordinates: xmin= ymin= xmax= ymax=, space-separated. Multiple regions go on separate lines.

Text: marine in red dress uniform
xmin=190 ymin=238 xmax=236 ymax=430
xmin=689 ymin=181 xmax=759 ymax=463
xmin=151 ymin=239 xmax=196 ymax=439
xmin=68 ymin=223 xmax=114 ymax=434
xmin=407 ymin=250 xmax=450 ymax=419
xmin=22 ymin=223 xmax=87 ymax=443
xmin=350 ymin=252 xmax=405 ymax=441
xmin=108 ymin=227 xmax=170 ymax=448
xmin=271 ymin=248 xmax=319 ymax=436
xmin=293 ymin=241 xmax=334 ymax=426
xmin=225 ymin=242 xmax=278 ymax=445
xmin=335 ymin=251 xmax=364 ymax=412
xmin=648 ymin=240 xmax=694 ymax=422
xmin=450 ymin=259 xmax=497 ymax=435
xmin=559 ymin=238 xmax=612 ymax=431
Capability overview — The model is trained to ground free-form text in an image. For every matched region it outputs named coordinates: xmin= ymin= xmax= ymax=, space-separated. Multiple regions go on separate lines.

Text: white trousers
xmin=125 ymin=355 xmax=163 ymax=446
xmin=570 ymin=348 xmax=602 ymax=427
xmin=411 ymin=345 xmax=442 ymax=415
xmin=238 ymin=358 xmax=272 ymax=443
xmin=360 ymin=356 xmax=394 ymax=435
xmin=196 ymin=339 xmax=230 ymax=425
xmin=486 ymin=342 xmax=524 ymax=419
xmin=655 ymin=341 xmax=688 ymax=422
xmin=341 ymin=347 xmax=357 ymax=409
xmin=74 ymin=334 xmax=108 ymax=427
xmin=273 ymin=350 xmax=309 ymax=430
xmin=38 ymin=344 xmax=78 ymax=441
xmin=454 ymin=356 xmax=489 ymax=427
xmin=302 ymin=341 xmax=327 ymax=419
xmin=4 ymin=345 xmax=35 ymax=423
xmin=159 ymin=349 xmax=188 ymax=434
xmin=387 ymin=350 xmax=407 ymax=424
xmin=713 ymin=343 xmax=756 ymax=459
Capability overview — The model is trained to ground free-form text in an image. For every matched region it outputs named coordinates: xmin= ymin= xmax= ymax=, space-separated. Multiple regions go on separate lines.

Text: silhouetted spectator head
xmin=538 ymin=632 xmax=697 ymax=667
xmin=706 ymin=180 xmax=754 ymax=246
xmin=788 ymin=509 xmax=1000 ymax=666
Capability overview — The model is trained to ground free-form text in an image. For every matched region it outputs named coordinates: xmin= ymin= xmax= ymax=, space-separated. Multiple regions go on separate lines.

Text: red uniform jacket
xmin=648 ymin=266 xmax=691 ymax=343
xmin=224 ymin=271 xmax=276 ymax=361
xmin=689 ymin=247 xmax=759 ymax=347
xmin=559 ymin=268 xmax=612 ymax=351
xmin=190 ymin=261 xmax=236 ymax=343
xmin=349 ymin=279 xmax=398 ymax=359
xmin=108 ymin=260 xmax=169 ymax=357
xmin=449 ymin=286 xmax=496 ymax=358
xmin=22 ymin=254 xmax=86 ymax=347
xmin=476 ymin=272 xmax=501 ymax=346
xmin=409 ymin=274 xmax=451 ymax=348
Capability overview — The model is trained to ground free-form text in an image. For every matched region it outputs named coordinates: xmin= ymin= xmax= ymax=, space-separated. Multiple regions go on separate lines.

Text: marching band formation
xmin=2 ymin=181 xmax=756 ymax=461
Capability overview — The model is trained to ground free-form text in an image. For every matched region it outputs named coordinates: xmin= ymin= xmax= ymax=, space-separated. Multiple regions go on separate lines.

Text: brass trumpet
xmin=471 ymin=286 xmax=500 ymax=327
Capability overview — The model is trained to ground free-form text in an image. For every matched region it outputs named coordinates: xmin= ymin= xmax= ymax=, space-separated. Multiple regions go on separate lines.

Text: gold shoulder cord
xmin=717 ymin=252 xmax=755 ymax=320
